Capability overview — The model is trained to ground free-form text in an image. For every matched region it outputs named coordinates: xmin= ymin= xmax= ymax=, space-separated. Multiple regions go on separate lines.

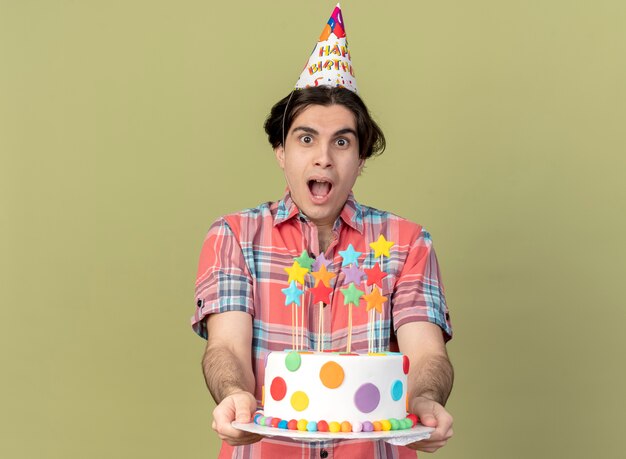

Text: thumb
xmin=234 ymin=393 xmax=255 ymax=423
xmin=419 ymin=413 xmax=437 ymax=428
xmin=411 ymin=398 xmax=438 ymax=427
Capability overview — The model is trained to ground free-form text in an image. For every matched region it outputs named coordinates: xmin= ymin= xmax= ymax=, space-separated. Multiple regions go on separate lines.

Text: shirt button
xmin=320 ymin=450 xmax=328 ymax=458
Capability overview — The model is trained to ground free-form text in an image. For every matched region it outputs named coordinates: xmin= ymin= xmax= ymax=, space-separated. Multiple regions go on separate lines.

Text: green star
xmin=294 ymin=250 xmax=315 ymax=271
xmin=340 ymin=283 xmax=364 ymax=306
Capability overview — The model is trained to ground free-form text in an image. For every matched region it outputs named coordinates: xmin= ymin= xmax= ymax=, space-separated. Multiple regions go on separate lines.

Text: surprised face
xmin=275 ymin=104 xmax=364 ymax=228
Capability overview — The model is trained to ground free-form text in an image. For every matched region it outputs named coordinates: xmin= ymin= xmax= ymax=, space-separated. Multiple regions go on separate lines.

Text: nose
xmin=314 ymin=144 xmax=333 ymax=169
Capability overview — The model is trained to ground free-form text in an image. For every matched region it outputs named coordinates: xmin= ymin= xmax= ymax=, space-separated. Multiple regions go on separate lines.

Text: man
xmin=192 ymin=5 xmax=453 ymax=458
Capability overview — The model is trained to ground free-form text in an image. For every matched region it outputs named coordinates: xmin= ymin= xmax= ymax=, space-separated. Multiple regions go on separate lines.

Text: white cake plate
xmin=232 ymin=421 xmax=434 ymax=446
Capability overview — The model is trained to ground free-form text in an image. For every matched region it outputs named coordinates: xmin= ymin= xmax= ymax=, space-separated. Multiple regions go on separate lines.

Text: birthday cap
xmin=295 ymin=3 xmax=358 ymax=93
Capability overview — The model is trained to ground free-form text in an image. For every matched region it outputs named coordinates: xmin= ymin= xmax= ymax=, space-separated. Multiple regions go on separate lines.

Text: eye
xmin=336 ymin=138 xmax=349 ymax=147
xmin=300 ymin=135 xmax=313 ymax=144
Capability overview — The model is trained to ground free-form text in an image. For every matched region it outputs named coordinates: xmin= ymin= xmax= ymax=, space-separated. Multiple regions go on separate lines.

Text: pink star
xmin=343 ymin=264 xmax=365 ymax=286
xmin=312 ymin=253 xmax=332 ymax=271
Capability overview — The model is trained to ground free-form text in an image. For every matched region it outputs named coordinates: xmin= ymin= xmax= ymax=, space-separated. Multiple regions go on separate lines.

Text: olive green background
xmin=2 ymin=1 xmax=625 ymax=458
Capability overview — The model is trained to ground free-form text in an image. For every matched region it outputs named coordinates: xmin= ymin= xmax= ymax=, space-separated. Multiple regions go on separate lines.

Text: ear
xmin=274 ymin=146 xmax=285 ymax=169
xmin=357 ymin=158 xmax=365 ymax=175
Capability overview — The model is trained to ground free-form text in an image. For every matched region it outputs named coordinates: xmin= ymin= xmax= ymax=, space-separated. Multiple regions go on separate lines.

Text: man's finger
xmin=234 ymin=395 xmax=255 ymax=423
xmin=410 ymin=398 xmax=438 ymax=427
xmin=418 ymin=445 xmax=442 ymax=453
xmin=212 ymin=402 xmax=244 ymax=439
xmin=419 ymin=412 xmax=437 ymax=427
xmin=225 ymin=433 xmax=264 ymax=447
xmin=432 ymin=408 xmax=453 ymax=436
xmin=410 ymin=437 xmax=450 ymax=452
xmin=212 ymin=403 xmax=234 ymax=428
xmin=429 ymin=421 xmax=453 ymax=442
xmin=215 ymin=421 xmax=243 ymax=440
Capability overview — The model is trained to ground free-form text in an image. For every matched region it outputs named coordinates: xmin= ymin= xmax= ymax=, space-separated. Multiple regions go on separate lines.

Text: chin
xmin=292 ymin=188 xmax=346 ymax=225
xmin=306 ymin=204 xmax=342 ymax=225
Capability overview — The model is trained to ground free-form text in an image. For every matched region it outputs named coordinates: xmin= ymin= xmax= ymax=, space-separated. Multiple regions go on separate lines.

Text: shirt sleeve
xmin=191 ymin=217 xmax=254 ymax=339
xmin=391 ymin=229 xmax=453 ymax=341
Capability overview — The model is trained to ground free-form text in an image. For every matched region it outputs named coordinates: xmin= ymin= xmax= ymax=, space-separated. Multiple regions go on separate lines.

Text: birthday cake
xmin=256 ymin=350 xmax=418 ymax=433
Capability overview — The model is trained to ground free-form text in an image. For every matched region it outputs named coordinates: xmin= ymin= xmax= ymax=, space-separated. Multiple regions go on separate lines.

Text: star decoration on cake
xmin=310 ymin=282 xmax=333 ymax=304
xmin=294 ymin=250 xmax=315 ymax=271
xmin=311 ymin=264 xmax=336 ymax=288
xmin=312 ymin=252 xmax=332 ymax=271
xmin=340 ymin=282 xmax=364 ymax=306
xmin=339 ymin=244 xmax=362 ymax=267
xmin=284 ymin=261 xmax=309 ymax=285
xmin=282 ymin=281 xmax=304 ymax=306
xmin=343 ymin=264 xmax=365 ymax=286
xmin=362 ymin=285 xmax=387 ymax=313
xmin=364 ymin=262 xmax=388 ymax=288
xmin=369 ymin=235 xmax=395 ymax=258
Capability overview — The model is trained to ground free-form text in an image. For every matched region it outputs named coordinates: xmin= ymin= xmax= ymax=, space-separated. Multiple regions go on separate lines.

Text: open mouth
xmin=307 ymin=179 xmax=333 ymax=199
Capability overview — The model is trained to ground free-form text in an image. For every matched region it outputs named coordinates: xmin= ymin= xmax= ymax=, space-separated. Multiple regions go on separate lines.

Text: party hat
xmin=295 ymin=3 xmax=358 ymax=93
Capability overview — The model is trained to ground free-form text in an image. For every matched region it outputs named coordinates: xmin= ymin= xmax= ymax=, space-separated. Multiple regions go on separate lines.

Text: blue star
xmin=339 ymin=244 xmax=362 ymax=267
xmin=282 ymin=281 xmax=304 ymax=306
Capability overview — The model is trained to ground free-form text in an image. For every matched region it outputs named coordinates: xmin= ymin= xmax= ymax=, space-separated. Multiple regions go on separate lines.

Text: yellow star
xmin=362 ymin=286 xmax=387 ymax=313
xmin=284 ymin=261 xmax=309 ymax=285
xmin=311 ymin=264 xmax=336 ymax=287
xmin=369 ymin=235 xmax=395 ymax=258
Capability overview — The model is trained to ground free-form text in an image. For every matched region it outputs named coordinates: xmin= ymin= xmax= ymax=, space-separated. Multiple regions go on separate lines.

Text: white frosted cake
xmin=256 ymin=350 xmax=416 ymax=433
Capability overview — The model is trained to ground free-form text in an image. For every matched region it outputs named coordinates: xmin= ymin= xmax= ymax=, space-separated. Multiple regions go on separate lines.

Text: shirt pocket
xmin=369 ymin=273 xmax=396 ymax=317
xmin=379 ymin=273 xmax=397 ymax=298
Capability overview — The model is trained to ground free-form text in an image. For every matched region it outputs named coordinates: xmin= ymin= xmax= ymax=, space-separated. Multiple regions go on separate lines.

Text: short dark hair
xmin=264 ymin=86 xmax=386 ymax=159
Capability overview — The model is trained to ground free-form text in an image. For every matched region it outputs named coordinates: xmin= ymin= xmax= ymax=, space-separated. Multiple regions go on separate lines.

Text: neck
xmin=317 ymin=224 xmax=334 ymax=253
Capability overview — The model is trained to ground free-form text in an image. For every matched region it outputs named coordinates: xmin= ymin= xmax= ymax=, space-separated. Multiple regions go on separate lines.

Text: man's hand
xmin=211 ymin=390 xmax=263 ymax=446
xmin=204 ymin=312 xmax=260 ymax=446
xmin=396 ymin=322 xmax=454 ymax=453
xmin=406 ymin=396 xmax=454 ymax=453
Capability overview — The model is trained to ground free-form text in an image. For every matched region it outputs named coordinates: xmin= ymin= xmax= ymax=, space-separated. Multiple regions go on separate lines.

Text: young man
xmin=192 ymin=5 xmax=453 ymax=458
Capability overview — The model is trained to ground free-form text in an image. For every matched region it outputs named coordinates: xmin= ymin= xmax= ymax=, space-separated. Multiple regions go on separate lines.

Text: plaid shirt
xmin=192 ymin=191 xmax=452 ymax=459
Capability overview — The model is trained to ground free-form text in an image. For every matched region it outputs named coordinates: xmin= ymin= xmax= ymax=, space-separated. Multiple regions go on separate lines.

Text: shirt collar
xmin=273 ymin=189 xmax=364 ymax=234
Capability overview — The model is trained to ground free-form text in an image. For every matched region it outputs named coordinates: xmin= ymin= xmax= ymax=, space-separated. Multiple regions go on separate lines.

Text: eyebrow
xmin=291 ymin=126 xmax=357 ymax=137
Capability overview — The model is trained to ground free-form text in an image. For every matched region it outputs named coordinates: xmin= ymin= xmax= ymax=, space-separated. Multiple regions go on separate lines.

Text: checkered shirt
xmin=192 ymin=192 xmax=452 ymax=458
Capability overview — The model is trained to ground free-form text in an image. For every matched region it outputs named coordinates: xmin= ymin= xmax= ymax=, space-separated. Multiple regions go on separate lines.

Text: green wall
xmin=2 ymin=1 xmax=625 ymax=458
